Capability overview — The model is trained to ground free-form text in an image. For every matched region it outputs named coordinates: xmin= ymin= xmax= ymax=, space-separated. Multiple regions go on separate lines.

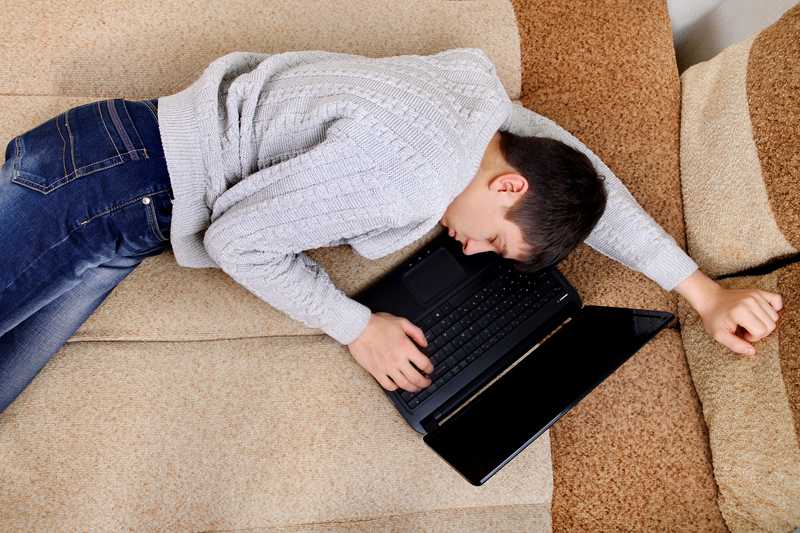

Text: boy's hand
xmin=348 ymin=312 xmax=434 ymax=392
xmin=676 ymin=270 xmax=783 ymax=355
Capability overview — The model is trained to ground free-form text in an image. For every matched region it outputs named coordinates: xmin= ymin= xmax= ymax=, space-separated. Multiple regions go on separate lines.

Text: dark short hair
xmin=498 ymin=130 xmax=607 ymax=273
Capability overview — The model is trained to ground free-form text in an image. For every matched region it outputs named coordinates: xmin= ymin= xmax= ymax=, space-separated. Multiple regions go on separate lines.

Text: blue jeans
xmin=0 ymin=99 xmax=172 ymax=413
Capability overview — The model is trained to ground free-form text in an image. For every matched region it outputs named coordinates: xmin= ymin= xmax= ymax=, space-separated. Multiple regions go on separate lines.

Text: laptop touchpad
xmin=402 ymin=248 xmax=465 ymax=306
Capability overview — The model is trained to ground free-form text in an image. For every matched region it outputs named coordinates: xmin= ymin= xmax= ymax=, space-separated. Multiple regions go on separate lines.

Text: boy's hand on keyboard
xmin=348 ymin=312 xmax=434 ymax=392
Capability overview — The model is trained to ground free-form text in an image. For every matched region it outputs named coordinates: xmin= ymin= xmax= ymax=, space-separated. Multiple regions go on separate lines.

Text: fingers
xmin=388 ymin=359 xmax=432 ymax=392
xmin=703 ymin=289 xmax=784 ymax=355
xmin=383 ymin=314 xmax=434 ymax=377
xmin=679 ymin=272 xmax=783 ymax=356
xmin=716 ymin=329 xmax=757 ymax=356
xmin=409 ymin=349 xmax=434 ymax=375
xmin=349 ymin=313 xmax=433 ymax=392
xmin=400 ymin=317 xmax=428 ymax=347
xmin=730 ymin=290 xmax=781 ymax=343
xmin=765 ymin=291 xmax=784 ymax=312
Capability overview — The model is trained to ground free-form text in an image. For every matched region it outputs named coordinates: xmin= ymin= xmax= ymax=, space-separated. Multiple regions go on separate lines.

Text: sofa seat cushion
xmin=680 ymin=4 xmax=800 ymax=278
xmin=678 ymin=262 xmax=800 ymax=533
xmin=0 ymin=0 xmax=522 ymax=101
xmin=0 ymin=335 xmax=553 ymax=532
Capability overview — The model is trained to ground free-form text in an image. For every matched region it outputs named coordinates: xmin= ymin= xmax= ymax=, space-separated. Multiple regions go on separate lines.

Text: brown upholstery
xmin=510 ymin=1 xmax=726 ymax=530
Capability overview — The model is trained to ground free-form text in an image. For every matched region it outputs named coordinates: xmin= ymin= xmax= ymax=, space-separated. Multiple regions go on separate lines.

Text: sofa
xmin=1 ymin=0 xmax=797 ymax=531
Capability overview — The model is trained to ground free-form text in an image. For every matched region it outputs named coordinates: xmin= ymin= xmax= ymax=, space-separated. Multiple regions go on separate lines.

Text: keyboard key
xmin=400 ymin=265 xmax=564 ymax=408
xmin=431 ymin=362 xmax=450 ymax=380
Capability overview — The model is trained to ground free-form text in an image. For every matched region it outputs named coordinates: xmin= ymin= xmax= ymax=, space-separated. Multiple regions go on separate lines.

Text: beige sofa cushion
xmin=0 ymin=0 xmax=521 ymax=101
xmin=0 ymin=336 xmax=553 ymax=532
xmin=678 ymin=262 xmax=800 ymax=533
xmin=680 ymin=4 xmax=800 ymax=278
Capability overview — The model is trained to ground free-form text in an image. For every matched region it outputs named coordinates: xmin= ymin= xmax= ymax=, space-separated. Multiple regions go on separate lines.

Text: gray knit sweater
xmin=158 ymin=49 xmax=697 ymax=345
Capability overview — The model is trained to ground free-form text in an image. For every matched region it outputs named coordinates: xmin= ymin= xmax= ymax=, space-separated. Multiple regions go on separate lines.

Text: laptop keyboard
xmin=401 ymin=265 xmax=563 ymax=409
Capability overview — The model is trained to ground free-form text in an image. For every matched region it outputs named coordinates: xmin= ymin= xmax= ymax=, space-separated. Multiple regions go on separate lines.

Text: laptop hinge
xmin=421 ymin=416 xmax=440 ymax=434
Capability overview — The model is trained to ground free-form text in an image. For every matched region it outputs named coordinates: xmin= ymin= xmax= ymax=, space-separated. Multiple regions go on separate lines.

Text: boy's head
xmin=440 ymin=131 xmax=606 ymax=272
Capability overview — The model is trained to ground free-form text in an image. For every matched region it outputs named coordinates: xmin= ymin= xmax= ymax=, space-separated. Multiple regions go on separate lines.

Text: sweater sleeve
xmin=501 ymin=104 xmax=697 ymax=291
xmin=202 ymin=127 xmax=407 ymax=346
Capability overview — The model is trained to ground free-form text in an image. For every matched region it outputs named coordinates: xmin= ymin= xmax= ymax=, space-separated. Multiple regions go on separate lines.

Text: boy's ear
xmin=490 ymin=173 xmax=528 ymax=195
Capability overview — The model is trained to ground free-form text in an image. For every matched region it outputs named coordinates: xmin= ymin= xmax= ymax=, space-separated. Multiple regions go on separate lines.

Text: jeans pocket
xmin=10 ymin=100 xmax=150 ymax=194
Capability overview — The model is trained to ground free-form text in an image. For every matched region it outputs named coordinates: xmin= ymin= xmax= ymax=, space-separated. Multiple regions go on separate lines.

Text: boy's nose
xmin=462 ymin=239 xmax=491 ymax=255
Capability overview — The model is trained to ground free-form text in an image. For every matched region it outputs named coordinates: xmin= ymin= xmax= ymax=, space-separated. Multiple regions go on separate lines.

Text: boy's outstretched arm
xmin=675 ymin=270 xmax=783 ymax=355
xmin=348 ymin=313 xmax=434 ymax=392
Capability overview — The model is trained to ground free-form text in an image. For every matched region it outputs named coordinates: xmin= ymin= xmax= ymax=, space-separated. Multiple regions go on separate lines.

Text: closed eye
xmin=490 ymin=236 xmax=504 ymax=256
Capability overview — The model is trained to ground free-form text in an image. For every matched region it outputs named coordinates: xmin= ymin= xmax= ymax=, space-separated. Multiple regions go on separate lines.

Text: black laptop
xmin=356 ymin=233 xmax=673 ymax=485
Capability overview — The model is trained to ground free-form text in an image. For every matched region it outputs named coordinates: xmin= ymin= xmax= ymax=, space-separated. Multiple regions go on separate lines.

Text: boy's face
xmin=440 ymin=174 xmax=527 ymax=261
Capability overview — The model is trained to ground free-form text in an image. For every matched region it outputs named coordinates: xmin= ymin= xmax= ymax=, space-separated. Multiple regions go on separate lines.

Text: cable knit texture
xmin=158 ymin=48 xmax=697 ymax=345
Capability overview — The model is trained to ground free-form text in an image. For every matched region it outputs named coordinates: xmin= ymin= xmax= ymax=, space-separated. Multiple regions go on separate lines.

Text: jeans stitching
xmin=64 ymin=108 xmax=77 ymax=175
xmin=143 ymin=100 xmax=159 ymax=122
xmin=97 ymin=101 xmax=123 ymax=160
xmin=11 ymin=156 xmax=135 ymax=193
xmin=107 ymin=100 xmax=141 ymax=161
xmin=56 ymin=114 xmax=69 ymax=180
xmin=122 ymin=101 xmax=149 ymax=158
xmin=16 ymin=104 xmax=131 ymax=193
xmin=145 ymin=198 xmax=168 ymax=242
xmin=79 ymin=186 xmax=172 ymax=227
xmin=11 ymin=101 xmax=157 ymax=194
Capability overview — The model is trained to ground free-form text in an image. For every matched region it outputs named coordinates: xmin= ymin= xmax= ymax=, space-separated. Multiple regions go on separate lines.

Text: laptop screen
xmin=423 ymin=306 xmax=674 ymax=485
